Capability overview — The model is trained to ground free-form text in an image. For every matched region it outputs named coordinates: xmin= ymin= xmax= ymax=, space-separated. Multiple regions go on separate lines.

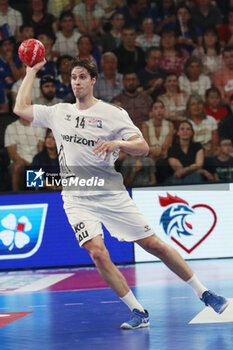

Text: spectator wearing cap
xmin=94 ymin=52 xmax=123 ymax=102
xmin=53 ymin=11 xmax=81 ymax=57
xmin=56 ymin=55 xmax=74 ymax=100
xmin=0 ymin=0 xmax=23 ymax=41
xmin=0 ymin=24 xmax=23 ymax=92
xmin=34 ymin=75 xmax=62 ymax=105
xmin=36 ymin=32 xmax=58 ymax=78
xmin=98 ymin=12 xmax=125 ymax=53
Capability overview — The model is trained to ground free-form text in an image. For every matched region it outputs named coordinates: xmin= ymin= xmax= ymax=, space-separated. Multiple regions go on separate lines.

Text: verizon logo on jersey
xmin=61 ymin=134 xmax=99 ymax=146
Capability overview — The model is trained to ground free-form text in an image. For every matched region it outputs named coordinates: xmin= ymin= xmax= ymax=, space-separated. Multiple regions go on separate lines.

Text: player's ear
xmin=91 ymin=77 xmax=97 ymax=86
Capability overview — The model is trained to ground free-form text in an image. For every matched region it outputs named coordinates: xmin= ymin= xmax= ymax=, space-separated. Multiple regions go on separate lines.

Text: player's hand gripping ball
xmin=18 ymin=39 xmax=45 ymax=67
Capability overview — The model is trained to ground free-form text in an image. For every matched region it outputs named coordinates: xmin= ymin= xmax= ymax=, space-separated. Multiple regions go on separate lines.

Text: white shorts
xmin=63 ymin=191 xmax=154 ymax=247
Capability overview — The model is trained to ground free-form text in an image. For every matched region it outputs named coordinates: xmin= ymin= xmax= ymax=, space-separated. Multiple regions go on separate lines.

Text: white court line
xmin=189 ymin=298 xmax=233 ymax=324
xmin=100 ymin=301 xmax=121 ymax=304
xmin=27 ymin=305 xmax=47 ymax=308
xmin=64 ymin=303 xmax=84 ymax=306
xmin=13 ymin=273 xmax=74 ymax=293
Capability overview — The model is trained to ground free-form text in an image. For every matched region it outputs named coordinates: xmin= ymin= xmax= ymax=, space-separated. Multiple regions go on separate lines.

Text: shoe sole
xmin=218 ymin=299 xmax=229 ymax=314
xmin=120 ymin=321 xmax=150 ymax=329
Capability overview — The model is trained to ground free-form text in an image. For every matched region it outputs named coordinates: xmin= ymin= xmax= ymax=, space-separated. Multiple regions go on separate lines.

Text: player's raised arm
xmin=13 ymin=59 xmax=46 ymax=122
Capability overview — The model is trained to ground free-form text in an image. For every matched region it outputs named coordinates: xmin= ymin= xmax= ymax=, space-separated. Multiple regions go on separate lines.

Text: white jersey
xmin=32 ymin=100 xmax=142 ymax=195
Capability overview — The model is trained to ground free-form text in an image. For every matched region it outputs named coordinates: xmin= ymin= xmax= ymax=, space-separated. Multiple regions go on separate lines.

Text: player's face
xmin=71 ymin=67 xmax=96 ymax=99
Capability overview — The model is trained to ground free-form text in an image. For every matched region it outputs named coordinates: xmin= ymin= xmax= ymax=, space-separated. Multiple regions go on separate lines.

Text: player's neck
xmin=75 ymin=96 xmax=99 ymax=110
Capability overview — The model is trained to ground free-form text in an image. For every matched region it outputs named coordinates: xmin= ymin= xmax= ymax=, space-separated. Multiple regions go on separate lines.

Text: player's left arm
xmin=93 ymin=135 xmax=149 ymax=160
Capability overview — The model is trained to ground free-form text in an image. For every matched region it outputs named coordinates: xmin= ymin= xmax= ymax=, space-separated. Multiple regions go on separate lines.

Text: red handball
xmin=18 ymin=39 xmax=45 ymax=67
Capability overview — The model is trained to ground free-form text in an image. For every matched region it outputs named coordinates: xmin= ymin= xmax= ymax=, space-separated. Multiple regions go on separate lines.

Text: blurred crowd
xmin=1 ymin=0 xmax=233 ymax=192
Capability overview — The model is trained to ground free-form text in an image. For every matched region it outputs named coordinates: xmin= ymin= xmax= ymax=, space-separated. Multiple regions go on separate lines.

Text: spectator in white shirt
xmin=53 ymin=11 xmax=81 ymax=57
xmin=179 ymin=56 xmax=211 ymax=99
xmin=0 ymin=0 xmax=22 ymax=40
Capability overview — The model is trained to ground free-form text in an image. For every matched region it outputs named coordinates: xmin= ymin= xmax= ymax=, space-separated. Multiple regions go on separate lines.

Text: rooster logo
xmin=159 ymin=193 xmax=194 ymax=237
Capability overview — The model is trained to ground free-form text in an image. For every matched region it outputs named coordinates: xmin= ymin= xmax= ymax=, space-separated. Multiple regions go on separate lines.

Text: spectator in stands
xmin=98 ymin=11 xmax=124 ymax=53
xmin=114 ymin=25 xmax=145 ymax=74
xmin=56 ymin=55 xmax=73 ymax=100
xmin=155 ymin=0 xmax=176 ymax=35
xmin=213 ymin=46 xmax=233 ymax=104
xmin=36 ymin=32 xmax=58 ymax=78
xmin=179 ymin=56 xmax=211 ymax=99
xmin=76 ymin=34 xmax=101 ymax=72
xmin=32 ymin=130 xmax=60 ymax=189
xmin=26 ymin=0 xmax=58 ymax=37
xmin=167 ymin=120 xmax=207 ymax=184
xmin=218 ymin=94 xmax=233 ymax=144
xmin=11 ymin=65 xmax=40 ymax=106
xmin=94 ymin=52 xmax=123 ymax=102
xmin=73 ymin=0 xmax=105 ymax=38
xmin=121 ymin=154 xmax=156 ymax=187
xmin=208 ymin=138 xmax=233 ymax=182
xmin=218 ymin=8 xmax=233 ymax=47
xmin=34 ymin=75 xmax=62 ymax=105
xmin=186 ymin=93 xmax=218 ymax=156
xmin=98 ymin=0 xmax=126 ymax=21
xmin=205 ymin=87 xmax=228 ymax=123
xmin=117 ymin=0 xmax=154 ymax=32
xmin=135 ymin=16 xmax=160 ymax=52
xmin=191 ymin=0 xmax=222 ymax=33
xmin=114 ymin=71 xmax=152 ymax=130
xmin=192 ymin=27 xmax=223 ymax=82
xmin=137 ymin=47 xmax=166 ymax=100
xmin=160 ymin=28 xmax=189 ymax=76
xmin=142 ymin=99 xmax=174 ymax=163
xmin=0 ymin=80 xmax=9 ymax=113
xmin=158 ymin=72 xmax=188 ymax=121
xmin=47 ymin=0 xmax=80 ymax=19
xmin=0 ymin=28 xmax=23 ymax=92
xmin=52 ymin=11 xmax=81 ymax=57
xmin=17 ymin=24 xmax=34 ymax=47
xmin=4 ymin=118 xmax=46 ymax=191
xmin=0 ymin=0 xmax=23 ymax=40
xmin=175 ymin=4 xmax=202 ymax=54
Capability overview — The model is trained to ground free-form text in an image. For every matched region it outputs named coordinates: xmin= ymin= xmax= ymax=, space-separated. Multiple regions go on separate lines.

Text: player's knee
xmin=86 ymin=243 xmax=110 ymax=264
xmin=142 ymin=238 xmax=170 ymax=259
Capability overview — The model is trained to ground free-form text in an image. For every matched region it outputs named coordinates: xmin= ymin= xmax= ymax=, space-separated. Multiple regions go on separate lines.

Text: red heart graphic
xmin=171 ymin=204 xmax=217 ymax=254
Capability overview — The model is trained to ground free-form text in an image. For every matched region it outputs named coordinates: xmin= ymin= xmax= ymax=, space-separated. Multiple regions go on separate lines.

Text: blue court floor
xmin=0 ymin=259 xmax=232 ymax=350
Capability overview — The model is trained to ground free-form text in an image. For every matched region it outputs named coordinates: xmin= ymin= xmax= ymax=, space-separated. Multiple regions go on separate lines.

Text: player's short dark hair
xmin=70 ymin=58 xmax=98 ymax=79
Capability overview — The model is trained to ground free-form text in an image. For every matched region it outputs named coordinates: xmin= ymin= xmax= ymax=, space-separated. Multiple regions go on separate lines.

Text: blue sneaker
xmin=201 ymin=290 xmax=229 ymax=314
xmin=120 ymin=309 xmax=149 ymax=329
